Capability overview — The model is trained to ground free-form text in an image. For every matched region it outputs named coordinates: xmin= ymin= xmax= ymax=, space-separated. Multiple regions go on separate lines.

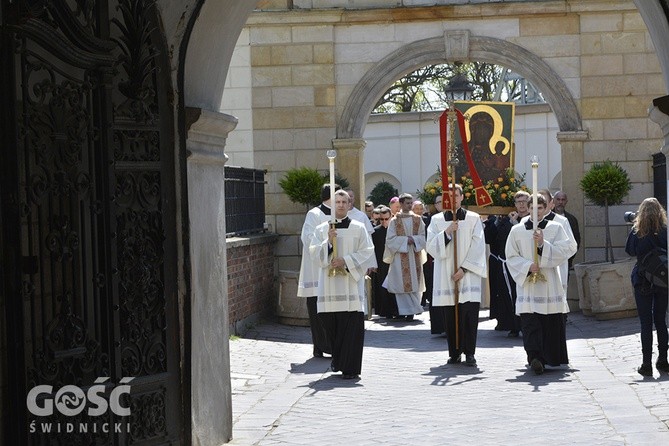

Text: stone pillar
xmin=557 ymin=130 xmax=589 ymax=266
xmin=649 ymin=95 xmax=669 ymax=179
xmin=187 ymin=109 xmax=237 ymax=446
xmin=332 ymin=138 xmax=366 ymax=206
xmin=648 ymin=95 xmax=669 ymax=323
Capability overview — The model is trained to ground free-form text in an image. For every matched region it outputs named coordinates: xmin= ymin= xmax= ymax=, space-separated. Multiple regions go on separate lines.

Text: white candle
xmin=327 ymin=150 xmax=337 ymax=223
xmin=531 ymin=155 xmax=539 ymax=230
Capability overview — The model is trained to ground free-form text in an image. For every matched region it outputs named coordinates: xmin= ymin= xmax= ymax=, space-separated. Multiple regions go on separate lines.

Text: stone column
xmin=186 ymin=109 xmax=237 ymax=446
xmin=331 ymin=138 xmax=366 ymax=206
xmin=649 ymin=95 xmax=669 ymax=181
xmin=557 ymin=130 xmax=589 ymax=265
xmin=649 ymin=96 xmax=669 ymax=323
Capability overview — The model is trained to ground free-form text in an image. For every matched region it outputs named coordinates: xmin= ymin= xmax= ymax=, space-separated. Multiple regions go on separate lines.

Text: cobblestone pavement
xmin=227 ymin=310 xmax=669 ymax=446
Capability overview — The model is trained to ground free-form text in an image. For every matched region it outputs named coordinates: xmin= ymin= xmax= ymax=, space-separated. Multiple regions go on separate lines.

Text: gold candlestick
xmin=326 ymin=149 xmax=347 ymax=277
xmin=528 ymin=155 xmax=546 ymax=283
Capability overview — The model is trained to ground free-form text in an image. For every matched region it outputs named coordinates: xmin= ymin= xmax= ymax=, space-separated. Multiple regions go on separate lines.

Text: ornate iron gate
xmin=1 ymin=1 xmax=183 ymax=444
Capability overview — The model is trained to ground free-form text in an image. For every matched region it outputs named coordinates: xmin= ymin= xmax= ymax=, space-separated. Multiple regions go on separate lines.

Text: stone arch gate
xmin=334 ymin=31 xmax=589 ymax=252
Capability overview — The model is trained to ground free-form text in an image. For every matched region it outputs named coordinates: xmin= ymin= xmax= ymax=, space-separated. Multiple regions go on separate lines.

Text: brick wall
xmin=227 ymin=234 xmax=278 ymax=333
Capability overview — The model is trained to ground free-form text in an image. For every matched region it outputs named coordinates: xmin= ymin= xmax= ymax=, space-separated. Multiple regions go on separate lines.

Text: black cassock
xmin=483 ymin=215 xmax=520 ymax=332
xmin=371 ymin=225 xmax=398 ymax=317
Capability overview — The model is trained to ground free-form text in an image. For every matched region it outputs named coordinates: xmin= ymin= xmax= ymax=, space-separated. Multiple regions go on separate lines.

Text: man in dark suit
xmin=553 ymin=191 xmax=581 ymax=269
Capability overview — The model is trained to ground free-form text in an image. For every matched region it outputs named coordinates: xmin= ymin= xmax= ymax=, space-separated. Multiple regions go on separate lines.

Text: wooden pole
xmin=447 ymin=104 xmax=460 ymax=351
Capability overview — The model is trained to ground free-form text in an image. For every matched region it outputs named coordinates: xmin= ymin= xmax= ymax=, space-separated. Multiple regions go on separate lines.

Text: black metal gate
xmin=1 ymin=1 xmax=183 ymax=444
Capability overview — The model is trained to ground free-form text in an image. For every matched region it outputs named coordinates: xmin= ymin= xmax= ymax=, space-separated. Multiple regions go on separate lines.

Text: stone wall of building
xmin=221 ymin=1 xmax=665 ymax=267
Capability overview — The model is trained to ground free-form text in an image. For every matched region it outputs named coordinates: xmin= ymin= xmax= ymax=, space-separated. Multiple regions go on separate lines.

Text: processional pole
xmin=448 ymin=104 xmax=460 ymax=350
xmin=440 ymin=101 xmax=460 ymax=350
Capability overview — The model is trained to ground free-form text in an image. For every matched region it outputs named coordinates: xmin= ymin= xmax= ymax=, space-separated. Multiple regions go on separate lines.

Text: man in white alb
xmin=384 ymin=193 xmax=426 ymax=320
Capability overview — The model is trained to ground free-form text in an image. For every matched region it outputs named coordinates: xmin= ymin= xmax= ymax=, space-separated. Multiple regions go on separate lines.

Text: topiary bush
xmin=580 ymin=160 xmax=632 ymax=263
xmin=368 ymin=180 xmax=399 ymax=208
xmin=279 ymin=167 xmax=350 ymax=208
xmin=279 ymin=167 xmax=324 ymax=207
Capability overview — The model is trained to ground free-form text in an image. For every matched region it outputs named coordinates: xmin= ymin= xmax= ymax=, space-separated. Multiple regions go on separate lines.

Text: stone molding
xmin=556 ymin=130 xmax=589 ymax=142
xmin=337 ymin=34 xmax=582 ymax=139
xmin=187 ymin=109 xmax=238 ymax=164
xmin=331 ymin=137 xmax=366 ymax=151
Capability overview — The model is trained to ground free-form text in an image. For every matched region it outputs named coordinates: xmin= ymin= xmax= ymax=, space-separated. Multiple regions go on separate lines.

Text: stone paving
xmin=227 ymin=310 xmax=669 ymax=446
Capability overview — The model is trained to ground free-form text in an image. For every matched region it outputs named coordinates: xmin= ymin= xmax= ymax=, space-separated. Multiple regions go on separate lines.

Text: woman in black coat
xmin=625 ymin=197 xmax=668 ymax=377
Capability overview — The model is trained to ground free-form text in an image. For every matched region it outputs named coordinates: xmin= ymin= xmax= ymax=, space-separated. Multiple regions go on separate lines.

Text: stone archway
xmin=338 ymin=30 xmax=581 ymax=138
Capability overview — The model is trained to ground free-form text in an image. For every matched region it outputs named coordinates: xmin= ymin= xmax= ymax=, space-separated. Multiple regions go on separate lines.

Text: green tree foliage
xmin=580 ymin=160 xmax=632 ymax=263
xmin=373 ymin=65 xmax=453 ymax=113
xmin=368 ymin=180 xmax=399 ymax=208
xmin=372 ymin=62 xmax=541 ymax=113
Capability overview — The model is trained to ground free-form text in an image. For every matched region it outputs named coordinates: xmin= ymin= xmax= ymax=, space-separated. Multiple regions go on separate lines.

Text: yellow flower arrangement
xmin=418 ymin=167 xmax=528 ymax=207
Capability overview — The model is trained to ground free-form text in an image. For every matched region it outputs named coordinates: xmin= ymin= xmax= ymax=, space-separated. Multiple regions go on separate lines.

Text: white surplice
xmin=426 ymin=210 xmax=487 ymax=306
xmin=297 ymin=204 xmax=331 ymax=297
xmin=505 ymin=219 xmax=577 ymax=315
xmin=521 ymin=212 xmax=575 ymax=293
xmin=384 ymin=212 xmax=426 ymax=315
xmin=348 ymin=206 xmax=377 ymax=269
xmin=309 ymin=219 xmax=374 ymax=313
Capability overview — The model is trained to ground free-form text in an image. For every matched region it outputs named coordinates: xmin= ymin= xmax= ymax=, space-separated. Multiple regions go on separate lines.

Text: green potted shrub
xmin=279 ymin=167 xmax=349 ymax=208
xmin=279 ymin=167 xmax=324 ymax=208
xmin=575 ymin=160 xmax=635 ymax=320
xmin=368 ymin=179 xmax=398 ymax=208
xmin=579 ymin=160 xmax=632 ymax=263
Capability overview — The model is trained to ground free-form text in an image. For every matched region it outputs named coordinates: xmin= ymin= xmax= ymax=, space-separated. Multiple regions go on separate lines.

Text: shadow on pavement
xmin=303 ymin=374 xmax=364 ymax=392
xmin=505 ymin=367 xmax=576 ymax=391
xmin=423 ymin=363 xmax=486 ymax=386
xmin=289 ymin=357 xmax=332 ymax=375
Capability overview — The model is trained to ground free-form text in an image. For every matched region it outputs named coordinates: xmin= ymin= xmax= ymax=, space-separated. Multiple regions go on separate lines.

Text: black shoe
xmin=655 ymin=360 xmax=669 ymax=373
xmin=342 ymin=373 xmax=359 ymax=380
xmin=530 ymin=358 xmax=544 ymax=375
xmin=465 ymin=355 xmax=477 ymax=366
xmin=507 ymin=331 xmax=520 ymax=338
xmin=638 ymin=363 xmax=653 ymax=377
xmin=447 ymin=355 xmax=461 ymax=365
xmin=331 ymin=362 xmax=339 ymax=373
xmin=313 ymin=347 xmax=324 ymax=358
xmin=405 ymin=315 xmax=414 ymax=321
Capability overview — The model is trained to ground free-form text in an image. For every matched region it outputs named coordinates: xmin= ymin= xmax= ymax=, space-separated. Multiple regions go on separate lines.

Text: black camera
xmin=624 ymin=211 xmax=637 ymax=223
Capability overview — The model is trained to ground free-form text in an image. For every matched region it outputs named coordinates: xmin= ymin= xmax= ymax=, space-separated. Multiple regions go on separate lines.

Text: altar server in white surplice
xmin=310 ymin=189 xmax=374 ymax=380
xmin=385 ymin=193 xmax=426 ymax=320
xmin=520 ymin=189 xmax=576 ymax=295
xmin=297 ymin=184 xmax=340 ymax=358
xmin=505 ymin=195 xmax=577 ymax=375
xmin=427 ymin=184 xmax=487 ymax=367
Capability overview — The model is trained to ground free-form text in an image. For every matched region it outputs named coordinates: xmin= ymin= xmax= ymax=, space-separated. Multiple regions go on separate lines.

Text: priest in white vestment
xmin=384 ymin=193 xmax=426 ymax=319
xmin=427 ymin=185 xmax=487 ymax=366
xmin=505 ymin=195 xmax=577 ymax=374
xmin=310 ymin=190 xmax=374 ymax=379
